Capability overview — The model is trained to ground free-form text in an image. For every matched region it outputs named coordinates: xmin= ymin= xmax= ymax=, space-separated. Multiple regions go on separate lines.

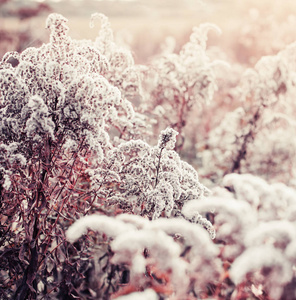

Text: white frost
xmin=66 ymin=214 xmax=136 ymax=243
xmin=113 ymin=289 xmax=158 ymax=300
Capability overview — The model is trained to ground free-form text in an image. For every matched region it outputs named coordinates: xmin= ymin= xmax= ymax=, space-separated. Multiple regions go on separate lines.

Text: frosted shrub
xmin=199 ymin=42 xmax=296 ymax=183
xmin=87 ymin=128 xmax=214 ymax=230
xmin=141 ymin=23 xmax=223 ymax=149
xmin=0 ymin=13 xmax=148 ymax=299
xmin=0 ymin=13 xmax=218 ymax=299
xmin=210 ymin=173 xmax=296 ymax=299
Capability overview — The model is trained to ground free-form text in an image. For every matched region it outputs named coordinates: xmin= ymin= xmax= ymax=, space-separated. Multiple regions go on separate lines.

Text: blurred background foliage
xmin=2 ymin=0 xmax=296 ymax=63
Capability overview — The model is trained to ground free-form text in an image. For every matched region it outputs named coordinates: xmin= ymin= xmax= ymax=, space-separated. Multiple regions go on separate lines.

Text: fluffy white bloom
xmin=285 ymin=240 xmax=296 ymax=263
xmin=183 ymin=196 xmax=255 ymax=258
xmin=148 ymin=218 xmax=218 ymax=257
xmin=242 ymin=52 xmax=292 ymax=106
xmin=116 ymin=213 xmax=150 ymax=229
xmin=111 ymin=229 xmax=181 ymax=268
xmin=3 ymin=173 xmax=12 ymax=190
xmin=66 ymin=213 xmax=220 ymax=296
xmin=244 ymin=220 xmax=296 ymax=250
xmin=111 ymin=228 xmax=189 ymax=295
xmin=66 ymin=214 xmax=136 ymax=243
xmin=222 ymin=173 xmax=296 ymax=221
xmin=230 ymin=245 xmax=293 ymax=300
xmin=113 ymin=289 xmax=158 ymax=300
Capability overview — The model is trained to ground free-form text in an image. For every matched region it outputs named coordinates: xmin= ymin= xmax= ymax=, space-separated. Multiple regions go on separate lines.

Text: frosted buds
xmin=157 ymin=127 xmax=178 ymax=150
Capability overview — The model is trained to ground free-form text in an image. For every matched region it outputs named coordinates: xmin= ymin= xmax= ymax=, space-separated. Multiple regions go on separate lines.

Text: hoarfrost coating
xmin=2 ymin=7 xmax=296 ymax=299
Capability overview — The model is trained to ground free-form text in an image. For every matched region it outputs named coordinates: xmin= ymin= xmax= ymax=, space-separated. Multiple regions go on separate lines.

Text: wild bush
xmin=0 ymin=14 xmax=216 ymax=299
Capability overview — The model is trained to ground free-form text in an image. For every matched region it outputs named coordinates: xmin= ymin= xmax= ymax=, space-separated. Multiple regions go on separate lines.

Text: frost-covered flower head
xmin=88 ymin=12 xmax=144 ymax=104
xmin=157 ymin=127 xmax=178 ymax=150
xmin=230 ymin=245 xmax=293 ymax=300
xmin=242 ymin=51 xmax=293 ymax=106
xmin=0 ymin=13 xmax=145 ymax=187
